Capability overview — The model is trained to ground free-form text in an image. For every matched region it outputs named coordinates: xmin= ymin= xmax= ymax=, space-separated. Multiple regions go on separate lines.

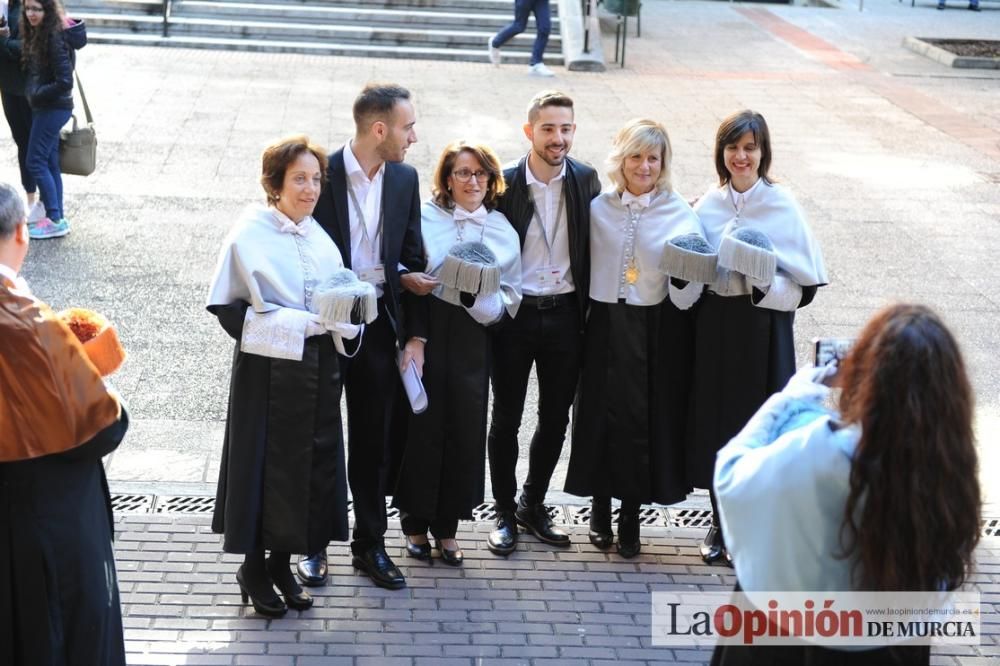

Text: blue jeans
xmin=492 ymin=0 xmax=552 ymax=66
xmin=27 ymin=108 xmax=72 ymax=221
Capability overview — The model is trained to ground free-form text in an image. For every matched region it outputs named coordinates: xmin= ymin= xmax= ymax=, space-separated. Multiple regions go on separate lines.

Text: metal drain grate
xmin=110 ymin=494 xmax=154 ymax=513
xmin=472 ymin=502 xmax=497 ymax=522
xmin=669 ymin=508 xmax=714 ymax=529
xmin=110 ymin=493 xmax=1000 ymax=539
xmin=153 ymin=495 xmax=215 ymax=514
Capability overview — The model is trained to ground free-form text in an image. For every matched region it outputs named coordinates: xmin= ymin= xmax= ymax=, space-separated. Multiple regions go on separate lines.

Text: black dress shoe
xmin=352 ymin=546 xmax=406 ymax=590
xmin=616 ymin=507 xmax=641 ymax=559
xmin=588 ymin=497 xmax=614 ymax=550
xmin=236 ymin=565 xmax=287 ymax=618
xmin=404 ymin=535 xmax=433 ymax=562
xmin=296 ymin=551 xmax=328 ymax=587
xmin=700 ymin=526 xmax=726 ymax=565
xmin=266 ymin=557 xmax=313 ymax=611
xmin=487 ymin=511 xmax=518 ymax=555
xmin=436 ymin=539 xmax=464 ymax=566
xmin=515 ymin=501 xmax=570 ymax=547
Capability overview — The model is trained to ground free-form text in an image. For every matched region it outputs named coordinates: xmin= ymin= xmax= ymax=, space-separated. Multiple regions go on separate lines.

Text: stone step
xmin=72 ymin=0 xmax=558 ymax=13
xmin=172 ymin=1 xmax=560 ymax=30
xmin=75 ymin=12 xmax=560 ymax=51
xmin=73 ymin=0 xmax=564 ymax=63
xmin=85 ymin=29 xmax=562 ymax=63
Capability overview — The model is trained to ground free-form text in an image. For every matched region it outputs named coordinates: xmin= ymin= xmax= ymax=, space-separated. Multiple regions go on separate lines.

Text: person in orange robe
xmin=0 ymin=180 xmax=129 ymax=666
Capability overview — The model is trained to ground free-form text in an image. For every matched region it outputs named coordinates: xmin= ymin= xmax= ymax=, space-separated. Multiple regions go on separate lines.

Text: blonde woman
xmin=565 ymin=119 xmax=707 ymax=558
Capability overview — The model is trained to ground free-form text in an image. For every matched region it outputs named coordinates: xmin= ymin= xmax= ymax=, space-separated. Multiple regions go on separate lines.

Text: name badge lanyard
xmin=531 ymin=186 xmax=566 ymax=268
xmin=346 ymin=177 xmax=385 ymax=264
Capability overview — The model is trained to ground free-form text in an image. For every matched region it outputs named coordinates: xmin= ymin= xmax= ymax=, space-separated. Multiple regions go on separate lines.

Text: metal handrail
xmin=161 ymin=0 xmax=172 ymax=37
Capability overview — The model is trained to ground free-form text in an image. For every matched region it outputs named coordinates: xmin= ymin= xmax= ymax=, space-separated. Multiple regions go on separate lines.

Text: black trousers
xmin=400 ymin=513 xmax=458 ymax=540
xmin=343 ymin=298 xmax=404 ymax=556
xmin=487 ymin=298 xmax=583 ymax=513
xmin=0 ymin=91 xmax=35 ymax=194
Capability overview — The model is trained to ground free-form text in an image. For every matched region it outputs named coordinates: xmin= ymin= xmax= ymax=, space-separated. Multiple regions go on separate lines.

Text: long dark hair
xmin=713 ymin=110 xmax=773 ymax=187
xmin=838 ymin=304 xmax=980 ymax=591
xmin=21 ymin=0 xmax=66 ymax=71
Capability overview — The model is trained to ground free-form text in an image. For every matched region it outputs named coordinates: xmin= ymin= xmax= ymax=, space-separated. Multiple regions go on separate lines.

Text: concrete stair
xmin=70 ymin=0 xmax=564 ymax=63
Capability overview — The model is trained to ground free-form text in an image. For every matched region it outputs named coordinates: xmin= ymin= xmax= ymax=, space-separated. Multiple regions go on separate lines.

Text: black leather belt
xmin=522 ymin=293 xmax=576 ymax=310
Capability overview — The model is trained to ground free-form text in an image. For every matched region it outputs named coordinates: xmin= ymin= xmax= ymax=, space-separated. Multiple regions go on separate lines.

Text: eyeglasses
xmin=451 ymin=168 xmax=490 ymax=183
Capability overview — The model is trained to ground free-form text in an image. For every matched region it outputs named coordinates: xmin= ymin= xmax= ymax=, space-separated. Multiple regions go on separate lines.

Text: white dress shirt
xmin=521 ymin=159 xmax=574 ymax=296
xmin=343 ymin=142 xmax=386 ymax=296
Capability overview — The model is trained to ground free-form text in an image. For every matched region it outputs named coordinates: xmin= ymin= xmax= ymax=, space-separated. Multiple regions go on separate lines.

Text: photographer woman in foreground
xmin=712 ymin=303 xmax=981 ymax=665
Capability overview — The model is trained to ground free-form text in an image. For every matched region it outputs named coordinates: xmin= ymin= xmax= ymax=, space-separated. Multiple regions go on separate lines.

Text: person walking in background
xmin=688 ymin=110 xmax=827 ymax=567
xmin=298 ymin=83 xmax=430 ymax=591
xmin=937 ymin=0 xmax=979 ymax=11
xmin=711 ymin=304 xmax=980 ymax=666
xmin=392 ymin=140 xmax=522 ymax=567
xmin=565 ymin=119 xmax=706 ymax=559
xmin=206 ymin=136 xmax=363 ymax=618
xmin=0 ymin=180 xmax=129 ymax=666
xmin=21 ymin=0 xmax=83 ymax=239
xmin=0 ymin=0 xmax=44 ymax=223
xmin=486 ymin=91 xmax=601 ymax=556
xmin=488 ymin=0 xmax=555 ymax=77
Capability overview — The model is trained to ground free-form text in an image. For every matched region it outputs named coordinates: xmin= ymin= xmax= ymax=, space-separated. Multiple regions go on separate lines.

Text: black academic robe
xmin=566 ymin=299 xmax=695 ymax=505
xmin=391 ymin=297 xmax=490 ymax=521
xmin=0 ymin=411 xmax=129 ymax=666
xmin=686 ymin=293 xmax=797 ymax=489
xmin=209 ymin=301 xmax=349 ymax=554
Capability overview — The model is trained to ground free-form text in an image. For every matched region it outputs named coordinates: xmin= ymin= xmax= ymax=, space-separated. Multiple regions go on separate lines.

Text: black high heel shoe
xmin=436 ymin=539 xmax=464 ymax=566
xmin=588 ymin=497 xmax=614 ymax=550
xmin=404 ymin=535 xmax=433 ymax=562
xmin=236 ymin=565 xmax=287 ymax=618
xmin=700 ymin=525 xmax=726 ymax=565
xmin=616 ymin=509 xmax=641 ymax=559
xmin=265 ymin=557 xmax=313 ymax=611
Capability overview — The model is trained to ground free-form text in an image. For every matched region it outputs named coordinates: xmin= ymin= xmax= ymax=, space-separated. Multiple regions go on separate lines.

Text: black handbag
xmin=60 ymin=70 xmax=96 ymax=176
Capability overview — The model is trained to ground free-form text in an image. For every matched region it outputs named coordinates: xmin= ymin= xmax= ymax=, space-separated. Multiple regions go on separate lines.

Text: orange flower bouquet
xmin=58 ymin=308 xmax=126 ymax=376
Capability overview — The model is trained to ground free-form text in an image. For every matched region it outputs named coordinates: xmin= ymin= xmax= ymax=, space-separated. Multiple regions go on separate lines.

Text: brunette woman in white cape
xmin=391 ymin=141 xmax=521 ymax=566
xmin=689 ymin=111 xmax=827 ymax=566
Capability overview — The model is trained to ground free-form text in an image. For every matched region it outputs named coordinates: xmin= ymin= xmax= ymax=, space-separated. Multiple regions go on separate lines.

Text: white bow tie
xmin=454 ymin=206 xmax=487 ymax=225
xmin=273 ymin=210 xmax=309 ymax=236
xmin=621 ymin=190 xmax=652 ymax=211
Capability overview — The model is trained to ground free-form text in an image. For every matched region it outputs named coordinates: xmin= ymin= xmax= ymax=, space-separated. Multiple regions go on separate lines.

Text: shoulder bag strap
xmin=74 ymin=70 xmax=93 ymax=125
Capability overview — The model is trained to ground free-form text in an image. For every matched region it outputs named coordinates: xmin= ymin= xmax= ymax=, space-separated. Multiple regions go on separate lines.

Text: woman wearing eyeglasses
xmin=391 ymin=141 xmax=522 ymax=566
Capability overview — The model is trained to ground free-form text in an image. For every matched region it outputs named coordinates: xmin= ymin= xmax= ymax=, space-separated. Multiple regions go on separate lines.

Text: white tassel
xmin=439 ymin=242 xmax=501 ymax=296
xmin=315 ymin=270 xmax=378 ymax=325
xmin=659 ymin=233 xmax=718 ymax=284
xmin=718 ymin=228 xmax=777 ymax=285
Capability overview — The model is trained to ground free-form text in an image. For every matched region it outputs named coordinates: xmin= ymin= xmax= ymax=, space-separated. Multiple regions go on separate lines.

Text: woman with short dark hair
xmin=689 ymin=110 xmax=828 ymax=565
xmin=711 ymin=304 xmax=980 ymax=665
xmin=207 ymin=135 xmax=363 ymax=617
xmin=391 ymin=140 xmax=521 ymax=566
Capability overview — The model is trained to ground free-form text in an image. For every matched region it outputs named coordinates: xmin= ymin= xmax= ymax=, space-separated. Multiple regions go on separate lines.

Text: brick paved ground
xmin=116 ymin=515 xmax=999 ymax=665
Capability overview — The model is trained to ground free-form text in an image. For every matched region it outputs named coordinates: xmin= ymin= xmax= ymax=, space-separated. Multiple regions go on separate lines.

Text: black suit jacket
xmin=496 ymin=155 xmax=602 ymax=330
xmin=313 ymin=147 xmax=424 ymax=348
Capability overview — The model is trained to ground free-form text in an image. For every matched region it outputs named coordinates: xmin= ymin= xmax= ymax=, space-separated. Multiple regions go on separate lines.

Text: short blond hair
xmin=605 ymin=118 xmax=672 ymax=195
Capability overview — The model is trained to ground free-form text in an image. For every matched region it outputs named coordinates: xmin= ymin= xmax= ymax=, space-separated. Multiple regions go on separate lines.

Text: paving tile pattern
xmin=116 ymin=515 xmax=1000 ymax=665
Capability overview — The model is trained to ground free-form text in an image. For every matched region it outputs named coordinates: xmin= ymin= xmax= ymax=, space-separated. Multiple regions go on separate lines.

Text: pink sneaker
xmin=28 ymin=217 xmax=70 ymax=239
